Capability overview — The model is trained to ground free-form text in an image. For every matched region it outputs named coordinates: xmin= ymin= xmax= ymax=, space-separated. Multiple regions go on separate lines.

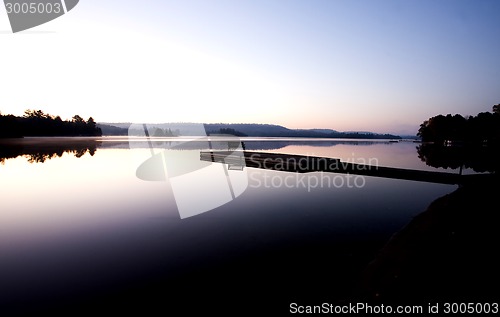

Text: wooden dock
xmin=200 ymin=150 xmax=495 ymax=185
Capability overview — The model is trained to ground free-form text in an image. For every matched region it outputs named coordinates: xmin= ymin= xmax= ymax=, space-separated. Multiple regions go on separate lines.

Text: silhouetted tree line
xmin=416 ymin=104 xmax=500 ymax=173
xmin=0 ymin=109 xmax=102 ymax=138
xmin=206 ymin=128 xmax=248 ymax=137
xmin=417 ymin=105 xmax=500 ymax=145
xmin=338 ymin=132 xmax=400 ymax=139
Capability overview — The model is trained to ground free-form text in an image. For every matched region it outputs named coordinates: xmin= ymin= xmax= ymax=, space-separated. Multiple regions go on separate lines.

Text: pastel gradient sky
xmin=1 ymin=0 xmax=500 ymax=134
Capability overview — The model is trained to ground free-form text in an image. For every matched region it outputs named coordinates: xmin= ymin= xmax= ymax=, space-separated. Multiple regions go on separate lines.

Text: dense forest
xmin=0 ymin=110 xmax=102 ymax=138
xmin=206 ymin=127 xmax=248 ymax=137
xmin=417 ymin=104 xmax=500 ymax=145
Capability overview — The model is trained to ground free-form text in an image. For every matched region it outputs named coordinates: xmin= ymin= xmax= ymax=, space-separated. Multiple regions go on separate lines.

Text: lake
xmin=0 ymin=137 xmax=492 ymax=315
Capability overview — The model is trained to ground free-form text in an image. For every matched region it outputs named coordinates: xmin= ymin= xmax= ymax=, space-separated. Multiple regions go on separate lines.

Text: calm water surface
xmin=0 ymin=138 xmax=457 ymax=314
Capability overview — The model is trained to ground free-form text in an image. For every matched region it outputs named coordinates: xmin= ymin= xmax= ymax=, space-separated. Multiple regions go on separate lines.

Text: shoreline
xmin=358 ymin=179 xmax=500 ymax=302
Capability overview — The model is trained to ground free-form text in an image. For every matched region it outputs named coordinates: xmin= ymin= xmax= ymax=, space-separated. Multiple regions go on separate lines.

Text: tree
xmin=493 ymin=104 xmax=500 ymax=115
xmin=72 ymin=115 xmax=85 ymax=123
xmin=24 ymin=109 xmax=53 ymax=119
xmin=417 ymin=114 xmax=467 ymax=143
xmin=86 ymin=117 xmax=102 ymax=136
xmin=153 ymin=128 xmax=165 ymax=137
xmin=86 ymin=117 xmax=97 ymax=133
xmin=417 ymin=120 xmax=430 ymax=140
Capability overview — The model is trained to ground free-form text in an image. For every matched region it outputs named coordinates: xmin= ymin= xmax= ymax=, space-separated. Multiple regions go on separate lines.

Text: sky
xmin=1 ymin=0 xmax=500 ymax=135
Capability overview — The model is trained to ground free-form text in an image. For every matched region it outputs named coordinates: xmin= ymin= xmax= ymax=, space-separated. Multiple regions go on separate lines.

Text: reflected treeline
xmin=0 ymin=138 xmax=102 ymax=164
xmin=417 ymin=143 xmax=500 ymax=173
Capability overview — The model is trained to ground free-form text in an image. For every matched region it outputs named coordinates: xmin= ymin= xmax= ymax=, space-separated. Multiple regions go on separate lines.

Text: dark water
xmin=0 ymin=138 xmax=479 ymax=314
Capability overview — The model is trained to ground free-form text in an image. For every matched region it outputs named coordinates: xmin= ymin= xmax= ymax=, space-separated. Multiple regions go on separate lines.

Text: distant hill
xmin=98 ymin=122 xmax=401 ymax=139
xmin=305 ymin=128 xmax=338 ymax=134
xmin=205 ymin=123 xmax=303 ymax=137
xmin=97 ymin=123 xmax=129 ymax=136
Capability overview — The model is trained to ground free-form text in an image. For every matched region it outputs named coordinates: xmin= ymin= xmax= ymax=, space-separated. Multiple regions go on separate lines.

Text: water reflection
xmin=1 ymin=137 xmax=414 ymax=167
xmin=243 ymin=139 xmax=397 ymax=151
xmin=0 ymin=138 xmax=102 ymax=164
xmin=0 ymin=137 xmax=497 ymax=314
xmin=417 ymin=143 xmax=500 ymax=173
xmin=115 ymin=137 xmax=398 ymax=151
